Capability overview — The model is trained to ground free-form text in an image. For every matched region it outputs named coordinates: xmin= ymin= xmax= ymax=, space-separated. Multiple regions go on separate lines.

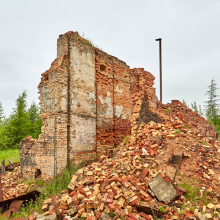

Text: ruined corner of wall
xmin=130 ymin=68 xmax=163 ymax=135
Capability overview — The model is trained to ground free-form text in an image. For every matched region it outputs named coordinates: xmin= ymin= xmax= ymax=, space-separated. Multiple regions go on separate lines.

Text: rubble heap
xmin=34 ymin=101 xmax=220 ymax=220
xmin=1 ymin=166 xmax=28 ymax=200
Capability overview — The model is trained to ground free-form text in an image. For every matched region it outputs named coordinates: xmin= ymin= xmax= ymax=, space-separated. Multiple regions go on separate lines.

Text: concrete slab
xmin=36 ymin=214 xmax=58 ymax=220
xmin=148 ymin=174 xmax=177 ymax=203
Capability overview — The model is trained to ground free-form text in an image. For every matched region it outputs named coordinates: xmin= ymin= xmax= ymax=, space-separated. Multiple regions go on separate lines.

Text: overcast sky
xmin=1 ymin=0 xmax=220 ymax=115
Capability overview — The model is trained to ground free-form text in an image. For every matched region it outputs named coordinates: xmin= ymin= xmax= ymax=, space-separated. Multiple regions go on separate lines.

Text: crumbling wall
xmin=95 ymin=50 xmax=130 ymax=157
xmin=20 ymin=54 xmax=69 ymax=179
xmin=130 ymin=68 xmax=163 ymax=135
xmin=19 ymin=32 xmax=131 ymax=179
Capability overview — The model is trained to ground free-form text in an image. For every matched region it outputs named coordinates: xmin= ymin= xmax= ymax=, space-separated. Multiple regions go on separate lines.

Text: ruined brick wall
xmin=130 ymin=68 xmax=163 ymax=135
xmin=19 ymin=32 xmax=131 ymax=179
xmin=19 ymin=51 xmax=69 ymax=179
xmin=95 ymin=50 xmax=130 ymax=157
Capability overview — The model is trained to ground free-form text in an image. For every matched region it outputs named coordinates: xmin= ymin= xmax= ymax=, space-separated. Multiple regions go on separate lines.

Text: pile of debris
xmin=1 ymin=166 xmax=29 ymax=200
xmin=31 ymin=101 xmax=220 ymax=220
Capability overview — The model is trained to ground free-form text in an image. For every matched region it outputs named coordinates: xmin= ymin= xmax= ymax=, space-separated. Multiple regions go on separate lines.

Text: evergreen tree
xmin=204 ymin=79 xmax=220 ymax=126
xmin=191 ymin=101 xmax=198 ymax=113
xmin=0 ymin=102 xmax=4 ymax=124
xmin=0 ymin=123 xmax=14 ymax=149
xmin=198 ymin=105 xmax=204 ymax=117
xmin=27 ymin=101 xmax=43 ymax=139
xmin=182 ymin=99 xmax=189 ymax=107
xmin=7 ymin=91 xmax=29 ymax=147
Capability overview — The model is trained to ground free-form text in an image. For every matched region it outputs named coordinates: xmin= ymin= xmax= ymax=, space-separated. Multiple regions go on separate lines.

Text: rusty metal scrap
xmin=1 ymin=191 xmax=40 ymax=219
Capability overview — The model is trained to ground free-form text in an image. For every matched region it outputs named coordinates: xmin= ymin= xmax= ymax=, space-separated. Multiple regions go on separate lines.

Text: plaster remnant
xmin=115 ymin=105 xmax=123 ymax=118
xmin=116 ymin=85 xmax=123 ymax=94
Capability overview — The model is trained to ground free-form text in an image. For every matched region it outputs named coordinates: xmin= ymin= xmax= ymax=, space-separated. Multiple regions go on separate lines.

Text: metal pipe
xmin=155 ymin=38 xmax=162 ymax=103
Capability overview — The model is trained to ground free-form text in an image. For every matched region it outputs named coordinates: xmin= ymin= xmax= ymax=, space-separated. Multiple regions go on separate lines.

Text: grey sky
xmin=1 ymin=0 xmax=220 ymax=115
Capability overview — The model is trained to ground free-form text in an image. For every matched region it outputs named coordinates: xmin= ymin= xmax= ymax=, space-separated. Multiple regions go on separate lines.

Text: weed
xmin=112 ymin=169 xmax=117 ymax=173
xmin=202 ymin=141 xmax=208 ymax=146
xmin=200 ymin=191 xmax=208 ymax=205
xmin=163 ymin=108 xmax=170 ymax=115
xmin=2 ymin=162 xmax=85 ymax=219
xmin=190 ymin=206 xmax=195 ymax=211
xmin=178 ymin=183 xmax=199 ymax=205
xmin=159 ymin=206 xmax=165 ymax=213
xmin=176 ymin=170 xmax=181 ymax=176
xmin=93 ymin=154 xmax=98 ymax=162
xmin=183 ymin=124 xmax=188 ymax=129
xmin=178 ymin=211 xmax=185 ymax=215
xmin=121 ymin=135 xmax=129 ymax=145
xmin=175 ymin=129 xmax=181 ymax=134
xmin=110 ymin=210 xmax=115 ymax=217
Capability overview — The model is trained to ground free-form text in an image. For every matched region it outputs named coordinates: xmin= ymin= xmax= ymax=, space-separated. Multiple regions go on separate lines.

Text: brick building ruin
xmin=19 ymin=31 xmax=161 ymax=180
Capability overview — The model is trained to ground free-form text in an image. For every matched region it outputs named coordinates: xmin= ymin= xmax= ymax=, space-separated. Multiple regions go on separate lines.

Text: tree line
xmin=0 ymin=91 xmax=43 ymax=149
xmin=183 ymin=79 xmax=220 ymax=134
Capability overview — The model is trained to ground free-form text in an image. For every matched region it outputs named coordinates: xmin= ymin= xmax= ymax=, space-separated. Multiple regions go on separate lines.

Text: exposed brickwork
xmin=19 ymin=32 xmax=132 ymax=179
xmin=95 ymin=49 xmax=130 ymax=157
xmin=130 ymin=68 xmax=163 ymax=135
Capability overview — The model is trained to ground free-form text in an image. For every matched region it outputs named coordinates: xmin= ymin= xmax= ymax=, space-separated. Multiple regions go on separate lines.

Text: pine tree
xmin=27 ymin=101 xmax=43 ymax=139
xmin=204 ymin=79 xmax=220 ymax=126
xmin=8 ymin=91 xmax=29 ymax=147
xmin=191 ymin=101 xmax=198 ymax=113
xmin=0 ymin=102 xmax=4 ymax=124
xmin=0 ymin=123 xmax=14 ymax=149
xmin=198 ymin=105 xmax=204 ymax=117
xmin=182 ymin=99 xmax=189 ymax=107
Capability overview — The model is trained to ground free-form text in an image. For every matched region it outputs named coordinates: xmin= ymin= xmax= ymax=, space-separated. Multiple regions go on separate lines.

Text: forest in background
xmin=0 ymin=91 xmax=42 ymax=149
xmin=183 ymin=79 xmax=220 ymax=134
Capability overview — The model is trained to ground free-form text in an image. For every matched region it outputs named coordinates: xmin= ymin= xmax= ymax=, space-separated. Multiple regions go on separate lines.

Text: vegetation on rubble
xmin=122 ymin=135 xmax=129 ymax=145
xmin=183 ymin=124 xmax=188 ymax=129
xmin=0 ymin=162 xmax=85 ymax=219
xmin=0 ymin=91 xmax=42 ymax=150
xmin=110 ymin=210 xmax=115 ymax=217
xmin=178 ymin=181 xmax=217 ymax=211
xmin=159 ymin=206 xmax=165 ymax=213
xmin=163 ymin=108 xmax=170 ymax=115
xmin=0 ymin=149 xmax=19 ymax=165
xmin=175 ymin=128 xmax=181 ymax=134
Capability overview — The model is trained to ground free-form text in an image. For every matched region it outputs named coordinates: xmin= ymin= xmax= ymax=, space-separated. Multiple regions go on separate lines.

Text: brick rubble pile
xmin=1 ymin=166 xmax=29 ymax=200
xmin=34 ymin=101 xmax=220 ymax=220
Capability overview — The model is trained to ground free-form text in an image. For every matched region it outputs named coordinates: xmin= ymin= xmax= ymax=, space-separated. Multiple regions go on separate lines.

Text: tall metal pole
xmin=155 ymin=38 xmax=162 ymax=103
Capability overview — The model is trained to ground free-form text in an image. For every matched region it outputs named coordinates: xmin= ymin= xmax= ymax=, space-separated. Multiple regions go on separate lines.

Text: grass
xmin=178 ymin=182 xmax=212 ymax=208
xmin=122 ymin=135 xmax=129 ymax=145
xmin=0 ymin=162 xmax=85 ymax=219
xmin=0 ymin=149 xmax=19 ymax=165
xmin=183 ymin=124 xmax=188 ymax=129
xmin=163 ymin=108 xmax=170 ymax=115
xmin=179 ymin=182 xmax=199 ymax=204
xmin=110 ymin=210 xmax=115 ymax=217
xmin=175 ymin=129 xmax=181 ymax=134
xmin=159 ymin=206 xmax=165 ymax=213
